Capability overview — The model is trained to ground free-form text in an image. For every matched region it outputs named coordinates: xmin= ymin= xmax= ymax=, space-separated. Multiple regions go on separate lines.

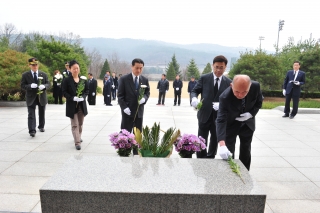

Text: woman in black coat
xmin=53 ymin=70 xmax=63 ymax=104
xmin=62 ymin=60 xmax=89 ymax=150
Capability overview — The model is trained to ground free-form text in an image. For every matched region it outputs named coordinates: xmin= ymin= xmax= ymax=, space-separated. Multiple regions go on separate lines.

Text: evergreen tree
xmin=187 ymin=58 xmax=200 ymax=79
xmin=166 ymin=63 xmax=176 ymax=81
xmin=202 ymin=63 xmax=212 ymax=75
xmin=166 ymin=54 xmax=180 ymax=79
xmin=100 ymin=59 xmax=110 ymax=79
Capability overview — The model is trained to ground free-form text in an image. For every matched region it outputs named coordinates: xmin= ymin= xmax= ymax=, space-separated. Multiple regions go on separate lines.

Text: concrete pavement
xmin=0 ymin=96 xmax=320 ymax=212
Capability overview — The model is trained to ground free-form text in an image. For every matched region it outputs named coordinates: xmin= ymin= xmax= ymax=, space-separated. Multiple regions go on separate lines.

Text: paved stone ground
xmin=0 ymin=96 xmax=320 ymax=212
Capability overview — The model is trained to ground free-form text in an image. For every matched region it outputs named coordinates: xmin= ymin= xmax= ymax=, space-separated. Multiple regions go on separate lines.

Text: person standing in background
xmin=21 ymin=58 xmax=50 ymax=137
xmin=173 ymin=74 xmax=183 ymax=106
xmin=87 ymin=73 xmax=97 ymax=105
xmin=187 ymin=76 xmax=197 ymax=106
xmin=156 ymin=74 xmax=169 ymax=105
xmin=103 ymin=75 xmax=112 ymax=106
xmin=53 ymin=70 xmax=63 ymax=104
xmin=111 ymin=72 xmax=118 ymax=101
xmin=282 ymin=61 xmax=306 ymax=119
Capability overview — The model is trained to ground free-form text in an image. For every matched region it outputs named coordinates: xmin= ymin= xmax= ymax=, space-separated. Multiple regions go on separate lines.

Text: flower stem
xmin=133 ymin=104 xmax=140 ymax=123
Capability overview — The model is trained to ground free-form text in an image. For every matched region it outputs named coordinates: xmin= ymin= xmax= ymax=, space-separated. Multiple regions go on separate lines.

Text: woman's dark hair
xmin=69 ymin=60 xmax=79 ymax=68
xmin=132 ymin=58 xmax=144 ymax=66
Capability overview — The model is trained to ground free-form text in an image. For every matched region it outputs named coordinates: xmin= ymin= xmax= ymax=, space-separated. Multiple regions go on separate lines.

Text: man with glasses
xmin=191 ymin=55 xmax=232 ymax=158
xmin=216 ymin=75 xmax=263 ymax=171
xmin=21 ymin=58 xmax=50 ymax=137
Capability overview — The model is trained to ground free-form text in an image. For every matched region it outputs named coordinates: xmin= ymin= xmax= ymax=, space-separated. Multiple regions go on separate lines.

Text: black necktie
xmin=241 ymin=98 xmax=246 ymax=113
xmin=135 ymin=76 xmax=138 ymax=90
xmin=33 ymin=72 xmax=38 ymax=83
xmin=214 ymin=78 xmax=219 ymax=95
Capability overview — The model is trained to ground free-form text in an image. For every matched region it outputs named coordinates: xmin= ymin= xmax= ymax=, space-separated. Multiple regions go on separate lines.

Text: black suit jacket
xmin=88 ymin=78 xmax=97 ymax=94
xmin=21 ymin=70 xmax=50 ymax=106
xmin=117 ymin=73 xmax=150 ymax=118
xmin=216 ymin=81 xmax=263 ymax=142
xmin=62 ymin=76 xmax=89 ymax=119
xmin=283 ymin=70 xmax=306 ymax=96
xmin=191 ymin=73 xmax=232 ymax=123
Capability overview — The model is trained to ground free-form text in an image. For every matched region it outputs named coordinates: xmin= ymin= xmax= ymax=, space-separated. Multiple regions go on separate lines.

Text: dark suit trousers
xmin=88 ymin=95 xmax=96 ymax=105
xmin=225 ymin=123 xmax=253 ymax=171
xmin=174 ymin=91 xmax=181 ymax=105
xmin=284 ymin=91 xmax=299 ymax=116
xmin=111 ymin=89 xmax=116 ymax=100
xmin=158 ymin=92 xmax=166 ymax=104
xmin=27 ymin=97 xmax=45 ymax=133
xmin=197 ymin=110 xmax=218 ymax=158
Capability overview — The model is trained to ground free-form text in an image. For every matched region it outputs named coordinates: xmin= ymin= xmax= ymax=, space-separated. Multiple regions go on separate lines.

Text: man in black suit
xmin=216 ymin=75 xmax=263 ymax=170
xmin=173 ymin=75 xmax=183 ymax=106
xmin=191 ymin=55 xmax=232 ymax=158
xmin=21 ymin=58 xmax=50 ymax=137
xmin=282 ymin=61 xmax=306 ymax=119
xmin=118 ymin=58 xmax=150 ymax=134
xmin=62 ymin=61 xmax=72 ymax=79
xmin=156 ymin=74 xmax=169 ymax=105
xmin=87 ymin=73 xmax=97 ymax=105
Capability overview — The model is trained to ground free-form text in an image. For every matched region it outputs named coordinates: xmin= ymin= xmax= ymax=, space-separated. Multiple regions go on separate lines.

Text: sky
xmin=1 ymin=0 xmax=319 ymax=51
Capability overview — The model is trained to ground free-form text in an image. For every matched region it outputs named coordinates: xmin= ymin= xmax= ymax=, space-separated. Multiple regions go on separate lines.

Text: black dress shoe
xmin=282 ymin=114 xmax=289 ymax=118
xmin=38 ymin=128 xmax=45 ymax=132
xmin=289 ymin=115 xmax=295 ymax=119
xmin=30 ymin=132 xmax=36 ymax=137
xmin=76 ymin=145 xmax=81 ymax=150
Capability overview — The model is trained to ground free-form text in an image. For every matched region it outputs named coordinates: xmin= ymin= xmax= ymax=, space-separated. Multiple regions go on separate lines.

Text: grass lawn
xmin=262 ymin=97 xmax=320 ymax=109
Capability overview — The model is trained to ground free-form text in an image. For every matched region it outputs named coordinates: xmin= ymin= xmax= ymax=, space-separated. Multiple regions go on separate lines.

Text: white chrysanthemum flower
xmin=54 ymin=79 xmax=57 ymax=81
xmin=80 ymin=76 xmax=87 ymax=80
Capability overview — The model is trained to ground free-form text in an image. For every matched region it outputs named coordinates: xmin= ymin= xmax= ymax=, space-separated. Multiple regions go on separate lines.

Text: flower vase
xmin=117 ymin=148 xmax=132 ymax=157
xmin=179 ymin=150 xmax=194 ymax=158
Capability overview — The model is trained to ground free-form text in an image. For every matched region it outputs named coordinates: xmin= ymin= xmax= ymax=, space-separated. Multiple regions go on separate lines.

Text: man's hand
xmin=77 ymin=97 xmax=84 ymax=102
xmin=294 ymin=81 xmax=300 ymax=85
xmin=73 ymin=97 xmax=84 ymax=102
xmin=31 ymin=83 xmax=38 ymax=88
xmin=235 ymin=112 xmax=253 ymax=122
xmin=92 ymin=92 xmax=95 ymax=96
xmin=176 ymin=88 xmax=179 ymax=91
xmin=191 ymin=97 xmax=199 ymax=108
xmin=107 ymin=95 xmax=110 ymax=97
xmin=282 ymin=89 xmax=286 ymax=96
xmin=219 ymin=145 xmax=232 ymax=160
xmin=124 ymin=107 xmax=131 ymax=115
xmin=139 ymin=98 xmax=146 ymax=104
xmin=212 ymin=102 xmax=219 ymax=111
xmin=39 ymin=85 xmax=45 ymax=90
xmin=112 ymin=85 xmax=115 ymax=88
xmin=166 ymin=90 xmax=168 ymax=93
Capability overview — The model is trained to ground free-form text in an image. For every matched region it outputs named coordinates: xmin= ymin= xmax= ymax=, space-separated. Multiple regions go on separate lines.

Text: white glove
xmin=191 ymin=97 xmax=199 ymax=108
xmin=188 ymin=92 xmax=190 ymax=94
xmin=282 ymin=89 xmax=286 ymax=96
xmin=39 ymin=85 xmax=45 ymax=90
xmin=157 ymin=89 xmax=159 ymax=91
xmin=212 ymin=102 xmax=219 ymax=111
xmin=124 ymin=107 xmax=131 ymax=115
xmin=219 ymin=146 xmax=232 ymax=160
xmin=31 ymin=83 xmax=38 ymax=88
xmin=116 ymin=89 xmax=118 ymax=93
xmin=77 ymin=97 xmax=84 ymax=102
xmin=107 ymin=95 xmax=110 ymax=97
xmin=176 ymin=88 xmax=179 ymax=91
xmin=57 ymin=83 xmax=61 ymax=86
xmin=294 ymin=81 xmax=300 ymax=85
xmin=73 ymin=97 xmax=84 ymax=102
xmin=112 ymin=85 xmax=115 ymax=88
xmin=235 ymin=112 xmax=253 ymax=122
xmin=139 ymin=98 xmax=146 ymax=104
xmin=92 ymin=92 xmax=95 ymax=96
xmin=166 ymin=90 xmax=168 ymax=93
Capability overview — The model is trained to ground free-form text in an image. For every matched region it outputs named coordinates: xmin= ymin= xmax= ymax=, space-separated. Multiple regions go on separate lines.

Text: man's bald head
xmin=231 ymin=75 xmax=251 ymax=99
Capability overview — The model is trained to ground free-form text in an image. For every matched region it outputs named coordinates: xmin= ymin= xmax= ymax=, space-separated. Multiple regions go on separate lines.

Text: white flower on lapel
xmin=63 ymin=72 xmax=66 ymax=74
xmin=140 ymin=85 xmax=147 ymax=89
xmin=80 ymin=76 xmax=87 ymax=80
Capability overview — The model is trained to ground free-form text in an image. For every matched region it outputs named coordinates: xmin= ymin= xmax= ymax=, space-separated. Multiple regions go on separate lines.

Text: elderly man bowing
xmin=216 ymin=75 xmax=263 ymax=170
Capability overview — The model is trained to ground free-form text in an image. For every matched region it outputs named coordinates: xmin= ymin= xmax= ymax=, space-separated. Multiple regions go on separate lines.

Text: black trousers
xmin=197 ymin=110 xmax=218 ymax=158
xmin=54 ymin=91 xmax=63 ymax=104
xmin=27 ymin=97 xmax=45 ymax=133
xmin=225 ymin=123 xmax=253 ymax=171
xmin=158 ymin=92 xmax=166 ymax=104
xmin=174 ymin=92 xmax=181 ymax=105
xmin=121 ymin=112 xmax=143 ymax=155
xmin=111 ymin=89 xmax=116 ymax=100
xmin=284 ymin=91 xmax=300 ymax=116
xmin=104 ymin=95 xmax=111 ymax=105
xmin=88 ymin=95 xmax=96 ymax=105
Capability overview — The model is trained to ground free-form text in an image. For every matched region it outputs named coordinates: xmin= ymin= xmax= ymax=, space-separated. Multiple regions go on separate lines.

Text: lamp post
xmin=276 ymin=20 xmax=285 ymax=54
xmin=259 ymin=36 xmax=265 ymax=51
